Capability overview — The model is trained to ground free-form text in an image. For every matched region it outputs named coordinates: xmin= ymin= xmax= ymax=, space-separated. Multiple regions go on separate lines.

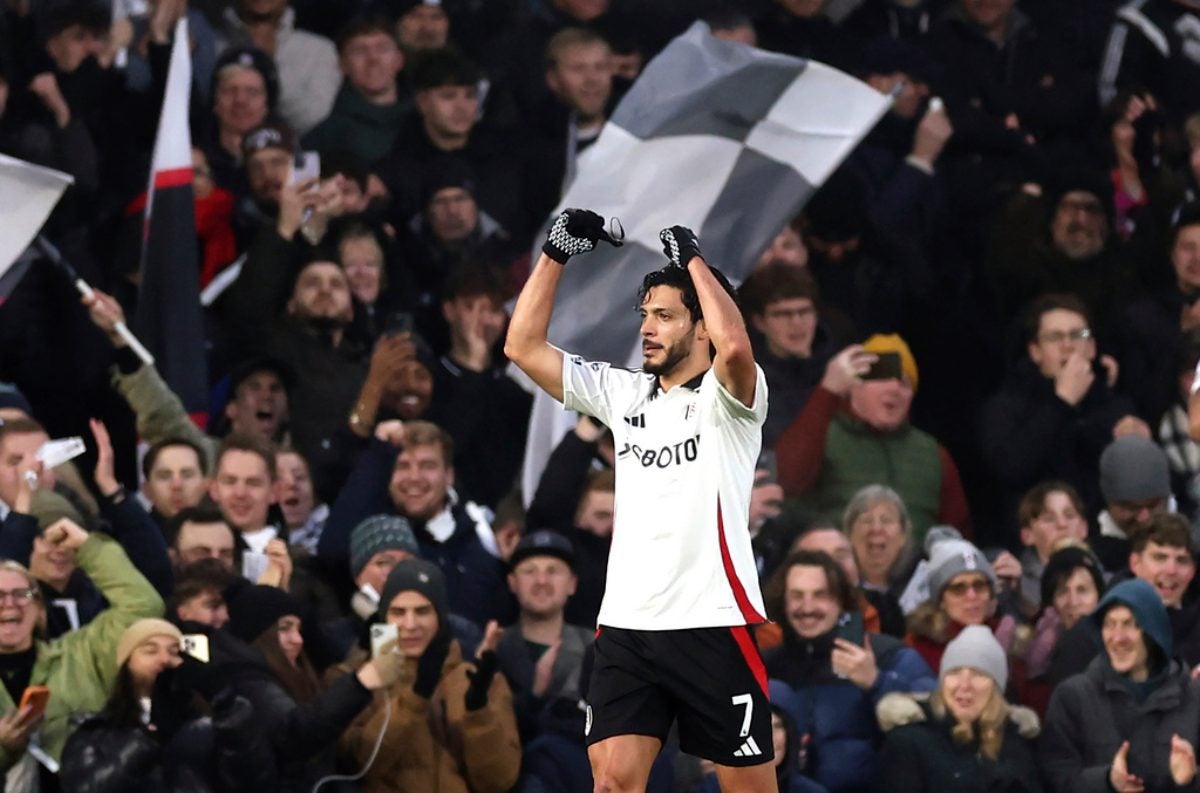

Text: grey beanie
xmin=927 ymin=538 xmax=996 ymax=602
xmin=350 ymin=514 xmax=420 ymax=577
xmin=940 ymin=625 xmax=1008 ymax=692
xmin=1099 ymin=436 xmax=1170 ymax=504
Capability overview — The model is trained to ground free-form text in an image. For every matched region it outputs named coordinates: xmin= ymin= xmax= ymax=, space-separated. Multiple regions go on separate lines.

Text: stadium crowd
xmin=3 ymin=0 xmax=1200 ymax=790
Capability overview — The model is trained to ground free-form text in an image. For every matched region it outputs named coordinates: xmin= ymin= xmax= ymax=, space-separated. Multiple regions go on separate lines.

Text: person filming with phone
xmin=776 ymin=333 xmax=971 ymax=547
xmin=59 ymin=618 xmax=275 ymax=792
xmin=761 ymin=550 xmax=936 ymax=792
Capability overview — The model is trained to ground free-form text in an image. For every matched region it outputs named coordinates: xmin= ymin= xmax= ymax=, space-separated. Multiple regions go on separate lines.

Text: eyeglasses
xmin=765 ymin=306 xmax=815 ymax=321
xmin=1038 ymin=328 xmax=1092 ymax=345
xmin=0 ymin=588 xmax=38 ymax=606
xmin=944 ymin=579 xmax=991 ymax=597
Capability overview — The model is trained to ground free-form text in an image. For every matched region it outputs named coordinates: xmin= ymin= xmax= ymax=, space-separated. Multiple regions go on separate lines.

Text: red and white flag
xmin=135 ymin=17 xmax=209 ymax=413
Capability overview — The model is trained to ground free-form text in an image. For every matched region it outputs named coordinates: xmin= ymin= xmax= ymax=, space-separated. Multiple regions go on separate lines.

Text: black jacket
xmin=875 ymin=699 xmax=1042 ymax=793
xmin=60 ymin=688 xmax=273 ymax=793
xmin=1041 ymin=655 xmax=1200 ymax=793
xmin=980 ymin=356 xmax=1134 ymax=526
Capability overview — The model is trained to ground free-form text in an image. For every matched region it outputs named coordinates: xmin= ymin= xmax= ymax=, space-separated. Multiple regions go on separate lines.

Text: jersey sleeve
xmin=561 ymin=353 xmax=642 ymax=427
xmin=705 ymin=364 xmax=768 ymax=427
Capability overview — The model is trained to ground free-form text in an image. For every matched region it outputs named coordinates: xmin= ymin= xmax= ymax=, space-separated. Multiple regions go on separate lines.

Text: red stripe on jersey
xmin=729 ymin=626 xmax=768 ymax=695
xmin=716 ymin=496 xmax=765 ymax=624
xmin=152 ymin=167 xmax=193 ymax=189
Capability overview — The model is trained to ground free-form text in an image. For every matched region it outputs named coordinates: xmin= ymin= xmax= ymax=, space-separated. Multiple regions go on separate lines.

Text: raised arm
xmin=504 ymin=253 xmax=567 ymax=402
xmin=660 ymin=226 xmax=756 ymax=406
xmin=505 ymin=209 xmax=619 ymax=402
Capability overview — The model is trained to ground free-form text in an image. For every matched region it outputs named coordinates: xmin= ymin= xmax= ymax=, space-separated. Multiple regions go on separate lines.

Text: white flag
xmin=520 ymin=21 xmax=892 ymax=502
xmin=0 ymin=154 xmax=73 ymax=280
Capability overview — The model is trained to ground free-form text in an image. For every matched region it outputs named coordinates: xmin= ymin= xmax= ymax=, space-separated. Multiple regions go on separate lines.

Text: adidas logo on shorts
xmin=732 ymin=737 xmax=762 ymax=758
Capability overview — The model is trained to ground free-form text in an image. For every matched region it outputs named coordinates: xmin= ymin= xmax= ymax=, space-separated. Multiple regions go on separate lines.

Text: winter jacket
xmin=764 ymin=628 xmax=937 ymax=792
xmin=979 ymin=356 xmax=1134 ymax=525
xmin=340 ymin=641 xmax=521 ymax=793
xmin=874 ymin=694 xmax=1043 ymax=793
xmin=0 ymin=536 xmax=164 ymax=770
xmin=301 ymin=82 xmax=411 ymax=166
xmin=1040 ymin=655 xmax=1200 ymax=793
xmin=59 ymin=690 xmax=273 ymax=793
xmin=776 ymin=386 xmax=971 ymax=544
xmin=1099 ymin=0 xmax=1200 ymax=123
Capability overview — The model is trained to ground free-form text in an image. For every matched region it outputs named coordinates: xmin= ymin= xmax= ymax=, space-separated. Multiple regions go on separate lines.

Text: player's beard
xmin=643 ymin=337 xmax=690 ymax=376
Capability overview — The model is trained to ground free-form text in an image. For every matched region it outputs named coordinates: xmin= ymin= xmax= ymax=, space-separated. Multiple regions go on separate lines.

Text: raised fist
xmin=659 ymin=226 xmax=702 ymax=268
xmin=543 ymin=208 xmax=609 ymax=264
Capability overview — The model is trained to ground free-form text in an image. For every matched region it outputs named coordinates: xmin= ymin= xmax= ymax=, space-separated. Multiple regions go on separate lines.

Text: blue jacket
xmin=764 ymin=628 xmax=936 ymax=793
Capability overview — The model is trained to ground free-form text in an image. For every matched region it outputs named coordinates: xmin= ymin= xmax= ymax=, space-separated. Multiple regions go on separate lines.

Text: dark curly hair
xmin=636 ymin=264 xmax=737 ymax=324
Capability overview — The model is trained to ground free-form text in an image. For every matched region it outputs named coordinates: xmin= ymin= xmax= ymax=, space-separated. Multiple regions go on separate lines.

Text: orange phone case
xmin=18 ymin=686 xmax=49 ymax=718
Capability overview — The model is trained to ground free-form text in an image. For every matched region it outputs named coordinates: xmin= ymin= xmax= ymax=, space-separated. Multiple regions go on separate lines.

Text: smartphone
xmin=370 ymin=622 xmax=399 ymax=658
xmin=180 ymin=634 xmax=211 ymax=664
xmin=290 ymin=151 xmax=321 ymax=187
xmin=863 ymin=351 xmax=902 ymax=382
xmin=383 ymin=312 xmax=415 ymax=338
xmin=18 ymin=686 xmax=49 ymax=721
xmin=834 ymin=612 xmax=865 ymax=646
xmin=36 ymin=437 xmax=86 ymax=469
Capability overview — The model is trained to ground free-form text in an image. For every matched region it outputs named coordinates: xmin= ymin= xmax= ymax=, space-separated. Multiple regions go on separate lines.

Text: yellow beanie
xmin=862 ymin=333 xmax=919 ymax=391
xmin=116 ymin=618 xmax=183 ymax=668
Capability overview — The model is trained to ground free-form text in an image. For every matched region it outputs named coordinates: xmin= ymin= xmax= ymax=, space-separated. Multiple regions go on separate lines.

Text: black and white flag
xmin=519 ymin=21 xmax=893 ymax=498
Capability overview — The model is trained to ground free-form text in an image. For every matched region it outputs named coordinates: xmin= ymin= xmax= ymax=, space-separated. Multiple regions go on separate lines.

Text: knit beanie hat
xmin=927 ymin=537 xmax=996 ymax=603
xmin=227 ymin=585 xmax=305 ymax=644
xmin=1040 ymin=545 xmax=1106 ymax=612
xmin=378 ymin=558 xmax=448 ymax=620
xmin=350 ymin=515 xmax=419 ymax=577
xmin=117 ymin=618 xmax=184 ymax=668
xmin=940 ymin=624 xmax=1008 ymax=692
xmin=1099 ymin=436 xmax=1170 ymax=504
xmin=862 ymin=333 xmax=919 ymax=391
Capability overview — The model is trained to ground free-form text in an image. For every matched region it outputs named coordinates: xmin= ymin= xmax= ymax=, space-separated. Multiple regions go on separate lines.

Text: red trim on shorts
xmin=729 ymin=626 xmax=768 ymax=695
xmin=716 ymin=496 xmax=765 ymax=624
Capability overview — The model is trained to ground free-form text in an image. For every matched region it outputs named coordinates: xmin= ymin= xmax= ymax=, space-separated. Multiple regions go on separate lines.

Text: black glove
xmin=543 ymin=208 xmax=614 ymax=264
xmin=659 ymin=226 xmax=702 ymax=268
xmin=413 ymin=627 xmax=452 ymax=699
xmin=464 ymin=650 xmax=499 ymax=711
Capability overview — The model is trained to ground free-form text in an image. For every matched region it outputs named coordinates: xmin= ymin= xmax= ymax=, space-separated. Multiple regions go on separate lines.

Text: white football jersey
xmin=562 ymin=354 xmax=769 ymax=630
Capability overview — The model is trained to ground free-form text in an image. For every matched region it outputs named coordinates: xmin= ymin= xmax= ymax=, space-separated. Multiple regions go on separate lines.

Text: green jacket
xmin=815 ymin=411 xmax=944 ymax=544
xmin=111 ymin=363 xmax=217 ymax=474
xmin=301 ymin=82 xmax=408 ymax=166
xmin=0 ymin=535 xmax=164 ymax=769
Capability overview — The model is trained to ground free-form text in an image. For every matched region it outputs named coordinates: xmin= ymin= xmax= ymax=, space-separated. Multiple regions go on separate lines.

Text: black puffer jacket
xmin=874 ymin=694 xmax=1043 ymax=793
xmin=59 ymin=689 xmax=273 ymax=793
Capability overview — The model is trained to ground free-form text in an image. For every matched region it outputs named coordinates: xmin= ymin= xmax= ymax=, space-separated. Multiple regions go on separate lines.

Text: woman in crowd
xmin=906 ymin=536 xmax=1004 ymax=673
xmin=1015 ymin=544 xmax=1105 ymax=714
xmin=225 ymin=584 xmax=400 ymax=792
xmin=844 ymin=486 xmax=917 ymax=611
xmin=875 ymin=625 xmax=1042 ymax=792
xmin=0 ymin=518 xmax=162 ymax=787
xmin=59 ymin=618 xmax=273 ymax=791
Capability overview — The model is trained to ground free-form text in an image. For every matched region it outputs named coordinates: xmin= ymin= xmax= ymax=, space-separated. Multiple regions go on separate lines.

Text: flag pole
xmin=33 ymin=236 xmax=155 ymax=366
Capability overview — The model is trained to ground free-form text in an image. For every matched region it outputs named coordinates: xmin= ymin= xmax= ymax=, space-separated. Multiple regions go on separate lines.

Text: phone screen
xmin=863 ymin=351 xmax=902 ymax=381
xmin=289 ymin=151 xmax=321 ymax=187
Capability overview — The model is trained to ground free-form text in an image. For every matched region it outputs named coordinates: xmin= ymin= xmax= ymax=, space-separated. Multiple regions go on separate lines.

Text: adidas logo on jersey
xmin=624 ymin=414 xmax=646 ymax=428
xmin=732 ymin=737 xmax=763 ymax=758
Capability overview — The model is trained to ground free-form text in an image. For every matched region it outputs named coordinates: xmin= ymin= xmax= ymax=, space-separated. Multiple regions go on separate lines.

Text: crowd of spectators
xmin=3 ymin=0 xmax=1200 ymax=790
